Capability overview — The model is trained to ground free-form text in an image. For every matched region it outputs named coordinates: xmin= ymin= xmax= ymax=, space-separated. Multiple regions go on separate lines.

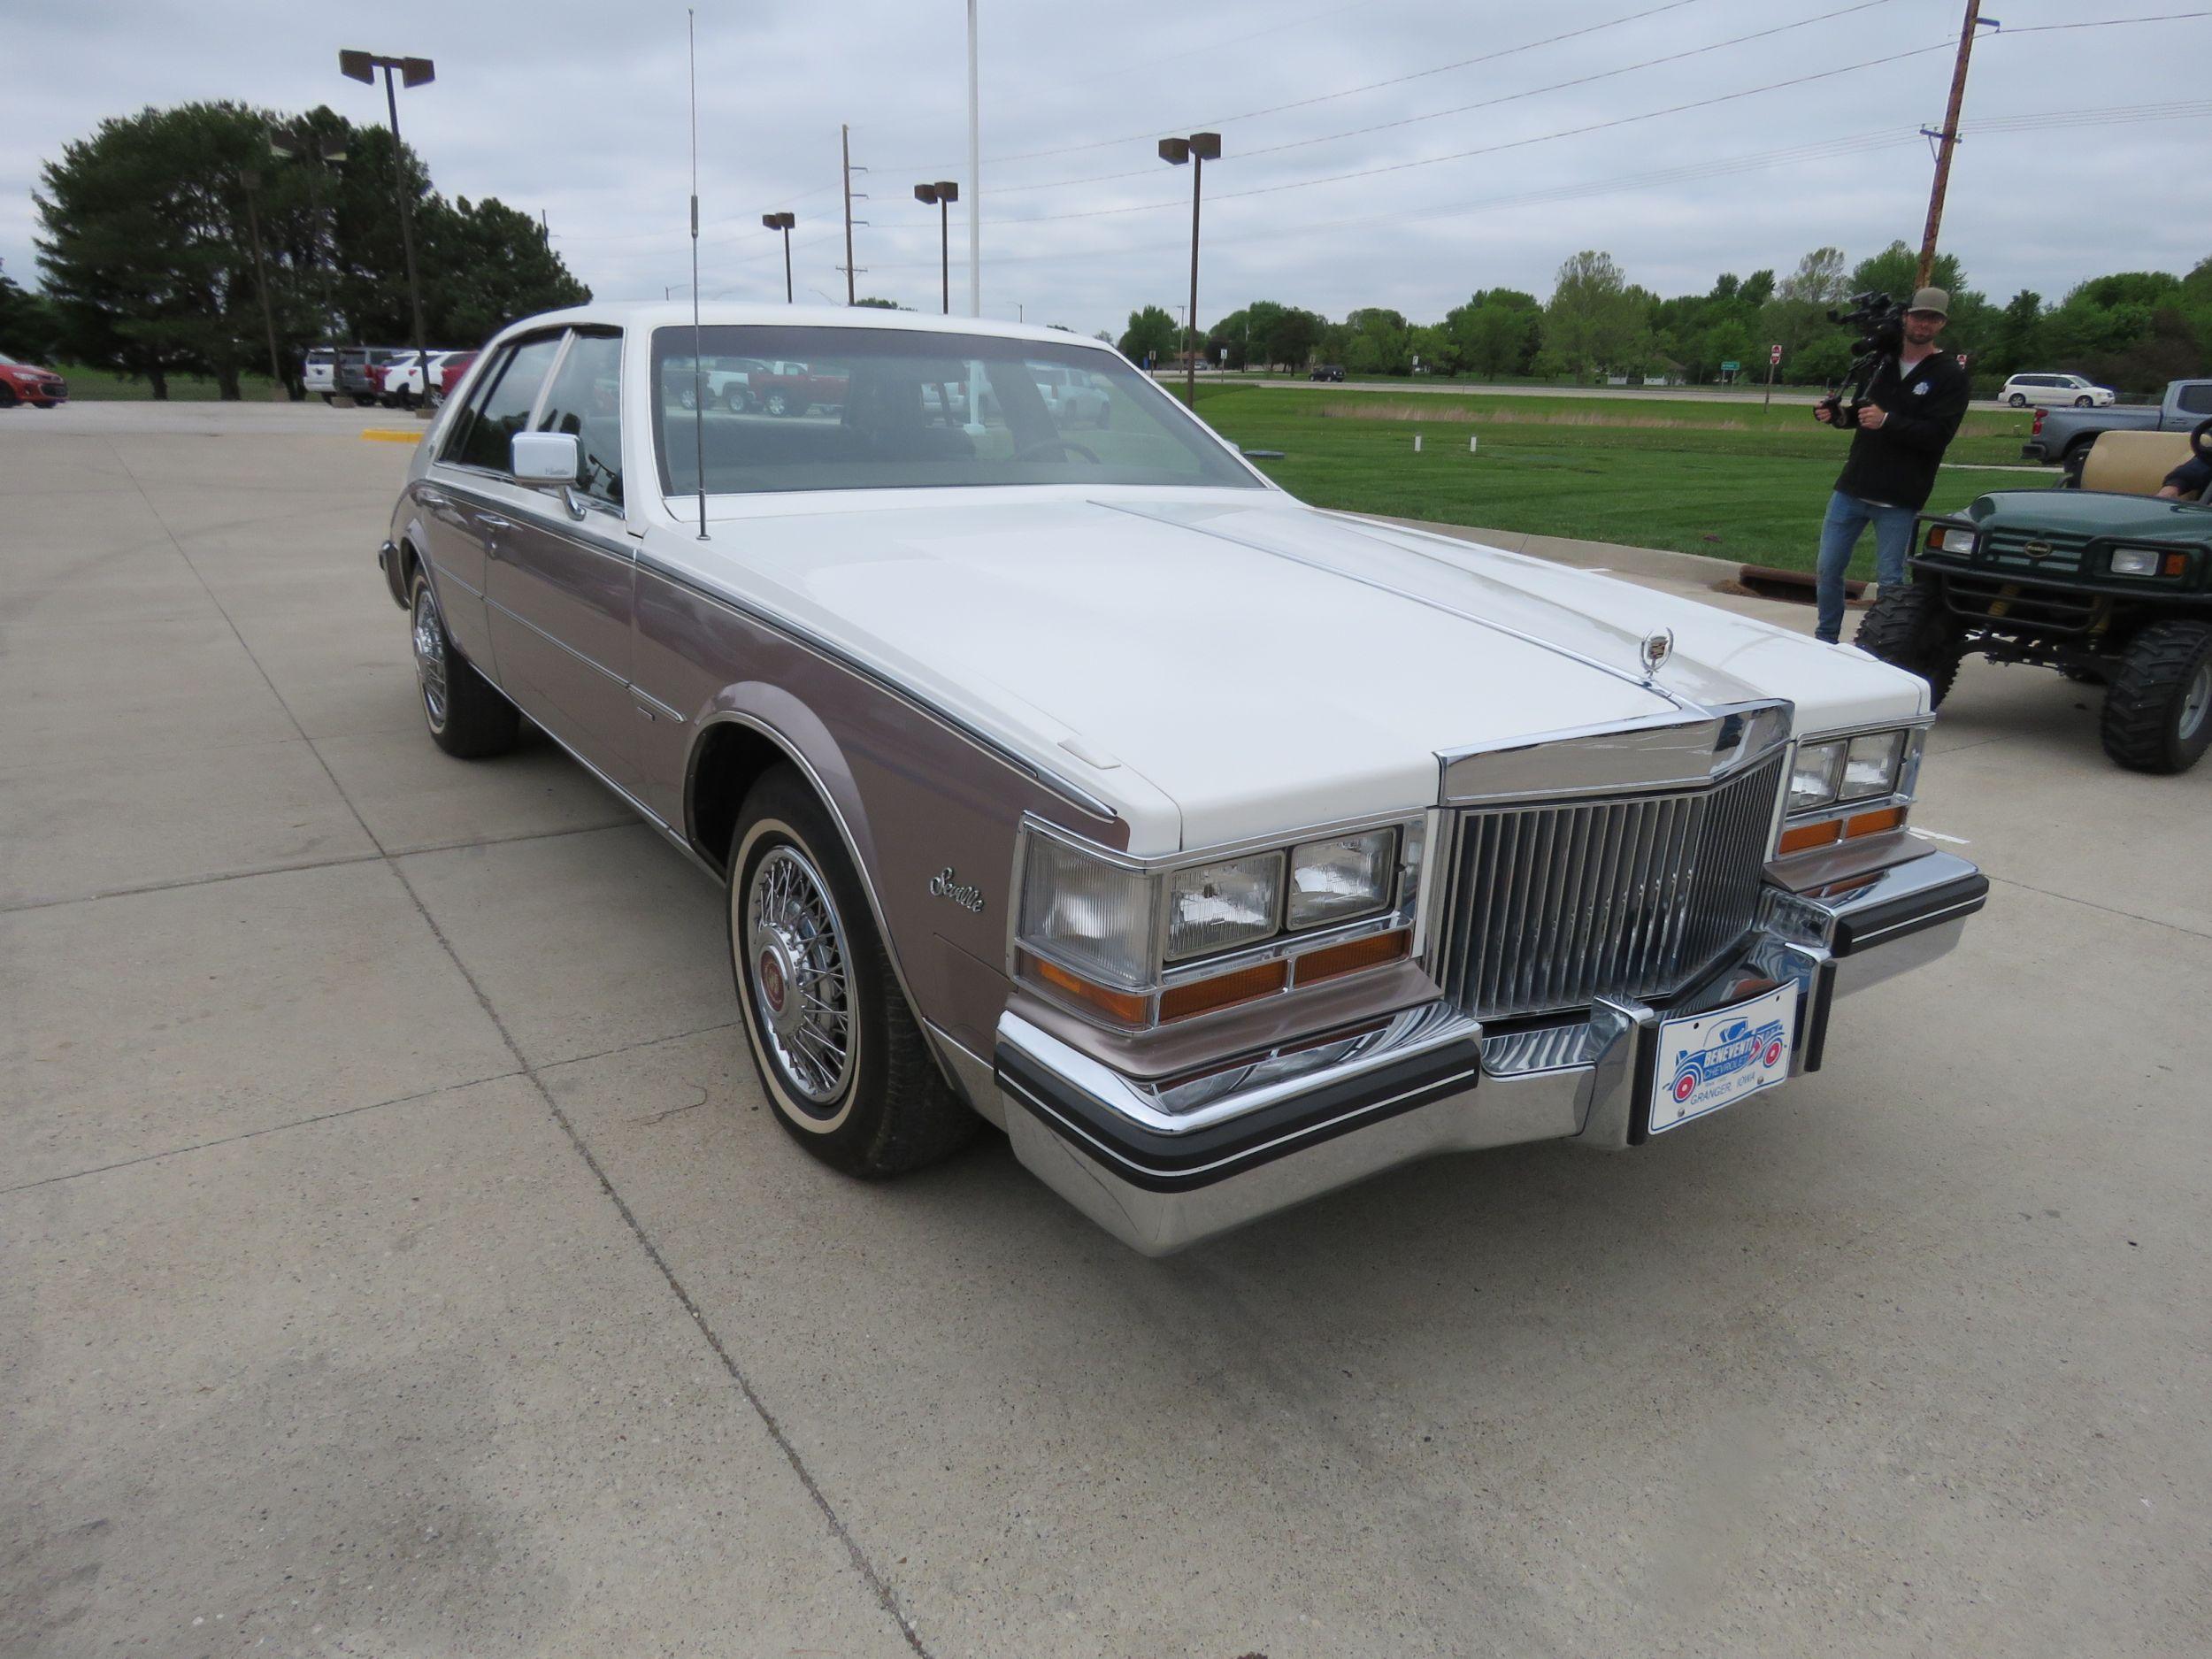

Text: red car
xmin=0 ymin=350 xmax=68 ymax=408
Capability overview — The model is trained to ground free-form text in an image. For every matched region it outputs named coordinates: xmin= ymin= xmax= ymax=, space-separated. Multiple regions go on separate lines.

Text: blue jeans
xmin=1816 ymin=491 xmax=1916 ymax=642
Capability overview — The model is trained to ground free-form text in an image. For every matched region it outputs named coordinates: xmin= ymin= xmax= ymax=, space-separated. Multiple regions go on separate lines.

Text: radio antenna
xmin=687 ymin=7 xmax=708 ymax=541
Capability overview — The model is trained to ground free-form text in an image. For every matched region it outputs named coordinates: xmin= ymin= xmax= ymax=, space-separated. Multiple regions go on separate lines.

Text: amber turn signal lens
xmin=2166 ymin=552 xmax=2189 ymax=578
xmin=1777 ymin=818 xmax=1844 ymax=856
xmin=1023 ymin=953 xmax=1150 ymax=1025
xmin=1844 ymin=805 xmax=1906 ymax=839
xmin=1292 ymin=928 xmax=1411 ymax=987
xmin=1158 ymin=958 xmax=1289 ymax=1023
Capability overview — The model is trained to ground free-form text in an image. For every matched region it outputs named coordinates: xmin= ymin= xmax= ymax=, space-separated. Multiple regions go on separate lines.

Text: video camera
xmin=1816 ymin=290 xmax=1907 ymax=427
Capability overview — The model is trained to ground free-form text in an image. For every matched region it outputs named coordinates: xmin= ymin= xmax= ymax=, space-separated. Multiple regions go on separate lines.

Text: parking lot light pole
xmin=912 ymin=182 xmax=958 ymax=315
xmin=761 ymin=213 xmax=797 ymax=303
xmin=1156 ymin=132 xmax=1220 ymax=405
xmin=339 ymin=50 xmax=434 ymax=354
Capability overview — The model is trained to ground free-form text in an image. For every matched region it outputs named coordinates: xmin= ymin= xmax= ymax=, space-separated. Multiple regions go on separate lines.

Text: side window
xmin=2176 ymin=383 xmax=2212 ymax=416
xmin=448 ymin=334 xmax=564 ymax=472
xmin=535 ymin=331 xmax=624 ymax=505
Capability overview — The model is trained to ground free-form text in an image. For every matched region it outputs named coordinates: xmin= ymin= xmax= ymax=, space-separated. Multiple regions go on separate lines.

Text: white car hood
xmin=657 ymin=491 xmax=1923 ymax=854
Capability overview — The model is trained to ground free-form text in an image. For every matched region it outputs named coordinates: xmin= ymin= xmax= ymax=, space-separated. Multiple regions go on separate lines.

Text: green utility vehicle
xmin=1855 ymin=422 xmax=2212 ymax=773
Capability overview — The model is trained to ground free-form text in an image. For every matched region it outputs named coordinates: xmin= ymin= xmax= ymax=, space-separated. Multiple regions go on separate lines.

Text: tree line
xmin=1119 ymin=242 xmax=2212 ymax=396
xmin=2 ymin=101 xmax=590 ymax=397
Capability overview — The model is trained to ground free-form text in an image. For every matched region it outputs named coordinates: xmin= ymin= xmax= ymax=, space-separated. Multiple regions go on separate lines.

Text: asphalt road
xmin=5 ymin=403 xmax=2207 ymax=1658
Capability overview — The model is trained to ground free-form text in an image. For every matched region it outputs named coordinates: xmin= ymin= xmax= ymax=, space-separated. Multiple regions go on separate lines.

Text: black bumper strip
xmin=1829 ymin=870 xmax=1990 ymax=956
xmin=997 ymin=1034 xmax=1483 ymax=1194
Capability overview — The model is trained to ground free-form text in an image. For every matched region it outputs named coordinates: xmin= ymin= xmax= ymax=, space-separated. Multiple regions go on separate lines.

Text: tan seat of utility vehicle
xmin=2079 ymin=429 xmax=2196 ymax=496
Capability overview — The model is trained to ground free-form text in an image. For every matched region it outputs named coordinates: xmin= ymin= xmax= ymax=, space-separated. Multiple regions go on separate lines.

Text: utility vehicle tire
xmin=727 ymin=766 xmax=979 ymax=1178
xmin=1854 ymin=581 xmax=1963 ymax=710
xmin=2100 ymin=621 xmax=2212 ymax=774
xmin=409 ymin=569 xmax=520 ymax=759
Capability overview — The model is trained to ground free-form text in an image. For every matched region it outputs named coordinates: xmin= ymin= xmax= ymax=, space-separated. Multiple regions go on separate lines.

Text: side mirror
xmin=511 ymin=430 xmax=579 ymax=483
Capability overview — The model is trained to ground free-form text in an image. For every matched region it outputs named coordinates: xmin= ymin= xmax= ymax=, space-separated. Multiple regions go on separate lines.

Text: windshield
xmin=651 ymin=325 xmax=1257 ymax=496
xmin=0 ymin=351 xmax=17 ymax=366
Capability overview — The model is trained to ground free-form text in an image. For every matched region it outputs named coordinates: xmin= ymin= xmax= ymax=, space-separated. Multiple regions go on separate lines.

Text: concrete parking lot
xmin=4 ymin=402 xmax=2208 ymax=1658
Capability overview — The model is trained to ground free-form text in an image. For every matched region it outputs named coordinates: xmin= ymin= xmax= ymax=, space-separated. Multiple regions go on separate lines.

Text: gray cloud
xmin=4 ymin=0 xmax=2206 ymax=339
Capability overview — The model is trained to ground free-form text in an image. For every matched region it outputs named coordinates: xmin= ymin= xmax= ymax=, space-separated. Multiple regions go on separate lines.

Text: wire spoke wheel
xmin=745 ymin=845 xmax=854 ymax=1110
xmin=411 ymin=585 xmax=449 ymax=727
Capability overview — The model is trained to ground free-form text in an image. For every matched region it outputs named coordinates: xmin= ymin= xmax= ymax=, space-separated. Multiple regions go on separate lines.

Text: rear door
xmin=483 ymin=329 xmax=642 ymax=791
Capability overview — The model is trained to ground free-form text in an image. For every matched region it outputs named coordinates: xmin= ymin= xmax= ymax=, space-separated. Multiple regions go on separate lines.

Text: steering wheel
xmin=1011 ymin=436 xmax=1102 ymax=465
xmin=2192 ymin=416 xmax=2212 ymax=465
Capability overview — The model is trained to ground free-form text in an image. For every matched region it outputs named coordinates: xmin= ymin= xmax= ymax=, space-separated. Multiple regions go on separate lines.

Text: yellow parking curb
xmin=361 ymin=428 xmax=419 ymax=444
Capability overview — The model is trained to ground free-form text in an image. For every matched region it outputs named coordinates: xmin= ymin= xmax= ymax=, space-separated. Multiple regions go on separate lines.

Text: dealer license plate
xmin=1649 ymin=983 xmax=1797 ymax=1133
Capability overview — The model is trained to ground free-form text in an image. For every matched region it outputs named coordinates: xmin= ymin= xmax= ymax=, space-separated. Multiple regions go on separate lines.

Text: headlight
xmin=1165 ymin=853 xmax=1282 ymax=962
xmin=1287 ymin=828 xmax=1396 ymax=930
xmin=1016 ymin=833 xmax=1155 ymax=988
xmin=1788 ymin=741 xmax=1845 ymax=813
xmin=1839 ymin=730 xmax=1904 ymax=800
xmin=1924 ymin=523 xmax=1975 ymax=554
xmin=2108 ymin=547 xmax=2169 ymax=578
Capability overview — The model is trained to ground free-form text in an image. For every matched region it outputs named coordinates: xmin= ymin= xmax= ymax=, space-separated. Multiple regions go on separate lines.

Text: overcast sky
xmin=4 ymin=0 xmax=2207 ymax=337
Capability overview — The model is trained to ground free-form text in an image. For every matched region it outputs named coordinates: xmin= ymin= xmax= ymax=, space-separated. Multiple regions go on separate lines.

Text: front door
xmin=482 ymin=330 xmax=643 ymax=794
xmin=423 ymin=332 xmax=567 ymax=672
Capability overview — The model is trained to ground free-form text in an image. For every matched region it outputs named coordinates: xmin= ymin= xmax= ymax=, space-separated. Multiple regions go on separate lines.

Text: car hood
xmin=655 ymin=491 xmax=1922 ymax=854
xmin=1963 ymin=488 xmax=2210 ymax=540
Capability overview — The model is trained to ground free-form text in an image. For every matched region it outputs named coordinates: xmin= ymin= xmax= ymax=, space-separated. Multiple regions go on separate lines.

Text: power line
xmin=845 ymin=100 xmax=2211 ymax=277
xmin=985 ymin=0 xmax=1899 ymax=199
xmin=910 ymin=0 xmax=1720 ymax=173
xmin=988 ymin=37 xmax=1966 ymax=227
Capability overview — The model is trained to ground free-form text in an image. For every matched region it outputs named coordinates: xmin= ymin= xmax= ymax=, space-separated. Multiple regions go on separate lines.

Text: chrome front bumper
xmin=997 ymin=850 xmax=1987 ymax=1256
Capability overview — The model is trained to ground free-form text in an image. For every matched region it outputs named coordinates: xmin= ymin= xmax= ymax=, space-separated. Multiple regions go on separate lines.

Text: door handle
xmin=476 ymin=512 xmax=513 ymax=529
xmin=418 ymin=487 xmax=449 ymax=507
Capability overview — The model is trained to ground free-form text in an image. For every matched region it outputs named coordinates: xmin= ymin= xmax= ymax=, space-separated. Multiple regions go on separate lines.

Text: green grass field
xmin=1190 ymin=385 xmax=2048 ymax=576
xmin=47 ymin=365 xmax=286 ymax=401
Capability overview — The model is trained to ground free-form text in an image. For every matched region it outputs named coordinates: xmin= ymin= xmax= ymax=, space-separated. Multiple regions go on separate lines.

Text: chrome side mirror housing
xmin=510 ymin=430 xmax=579 ymax=484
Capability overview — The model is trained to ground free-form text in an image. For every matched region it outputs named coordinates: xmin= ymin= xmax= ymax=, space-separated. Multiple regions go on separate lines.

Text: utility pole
xmin=841 ymin=125 xmax=869 ymax=306
xmin=238 ymin=172 xmax=287 ymax=399
xmin=1916 ymin=0 xmax=1987 ymax=289
xmin=966 ymin=0 xmax=980 ymax=317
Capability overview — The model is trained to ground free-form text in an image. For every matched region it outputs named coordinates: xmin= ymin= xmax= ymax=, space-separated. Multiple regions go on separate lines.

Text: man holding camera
xmin=1811 ymin=287 xmax=1970 ymax=643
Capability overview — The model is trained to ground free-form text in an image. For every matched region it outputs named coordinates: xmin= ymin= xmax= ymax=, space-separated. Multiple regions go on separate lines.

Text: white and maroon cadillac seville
xmin=378 ymin=303 xmax=1985 ymax=1255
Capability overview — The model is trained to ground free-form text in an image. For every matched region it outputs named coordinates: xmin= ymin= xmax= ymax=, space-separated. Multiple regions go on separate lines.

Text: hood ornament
xmin=1638 ymin=628 xmax=1674 ymax=683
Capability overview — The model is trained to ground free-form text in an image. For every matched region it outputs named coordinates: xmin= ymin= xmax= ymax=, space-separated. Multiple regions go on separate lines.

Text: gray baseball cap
xmin=1909 ymin=287 xmax=1950 ymax=316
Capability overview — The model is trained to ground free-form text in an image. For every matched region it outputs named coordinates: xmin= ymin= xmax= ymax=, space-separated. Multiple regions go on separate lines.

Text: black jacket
xmin=2163 ymin=454 xmax=2211 ymax=499
xmin=1832 ymin=349 xmax=1971 ymax=511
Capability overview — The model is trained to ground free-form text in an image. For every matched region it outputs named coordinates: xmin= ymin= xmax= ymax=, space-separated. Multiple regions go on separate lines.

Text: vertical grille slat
xmin=1444 ymin=754 xmax=1784 ymax=1022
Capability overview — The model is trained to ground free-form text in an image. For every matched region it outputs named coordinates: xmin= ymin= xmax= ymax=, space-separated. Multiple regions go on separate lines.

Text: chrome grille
xmin=1982 ymin=527 xmax=2090 ymax=574
xmin=1440 ymin=754 xmax=1783 ymax=1021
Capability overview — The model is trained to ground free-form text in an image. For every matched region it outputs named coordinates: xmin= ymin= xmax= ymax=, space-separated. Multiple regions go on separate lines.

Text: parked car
xmin=376 ymin=302 xmax=1986 ymax=1256
xmin=2023 ymin=378 xmax=2212 ymax=475
xmin=1031 ymin=364 xmax=1110 ymax=426
xmin=662 ymin=354 xmax=768 ymax=412
xmin=0 ymin=349 xmax=68 ymax=408
xmin=380 ymin=349 xmax=477 ymax=407
xmin=1858 ymin=419 xmax=2212 ymax=773
xmin=750 ymin=360 xmax=849 ymax=417
xmin=1309 ymin=363 xmax=1346 ymax=381
xmin=1999 ymin=372 xmax=2115 ymax=409
xmin=426 ymin=350 xmax=478 ymax=407
xmin=336 ymin=346 xmax=406 ymax=403
xmin=303 ymin=345 xmax=339 ymax=399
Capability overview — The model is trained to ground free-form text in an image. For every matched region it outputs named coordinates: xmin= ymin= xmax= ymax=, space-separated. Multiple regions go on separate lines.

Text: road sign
xmin=1770 ymin=343 xmax=1783 ymax=365
xmin=1721 ymin=361 xmax=1740 ymax=372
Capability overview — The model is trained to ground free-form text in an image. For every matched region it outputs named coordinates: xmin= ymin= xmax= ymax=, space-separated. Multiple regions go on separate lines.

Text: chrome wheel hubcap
xmin=745 ymin=846 xmax=852 ymax=1108
xmin=411 ymin=588 xmax=449 ymax=726
xmin=2181 ymin=662 xmax=2211 ymax=742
